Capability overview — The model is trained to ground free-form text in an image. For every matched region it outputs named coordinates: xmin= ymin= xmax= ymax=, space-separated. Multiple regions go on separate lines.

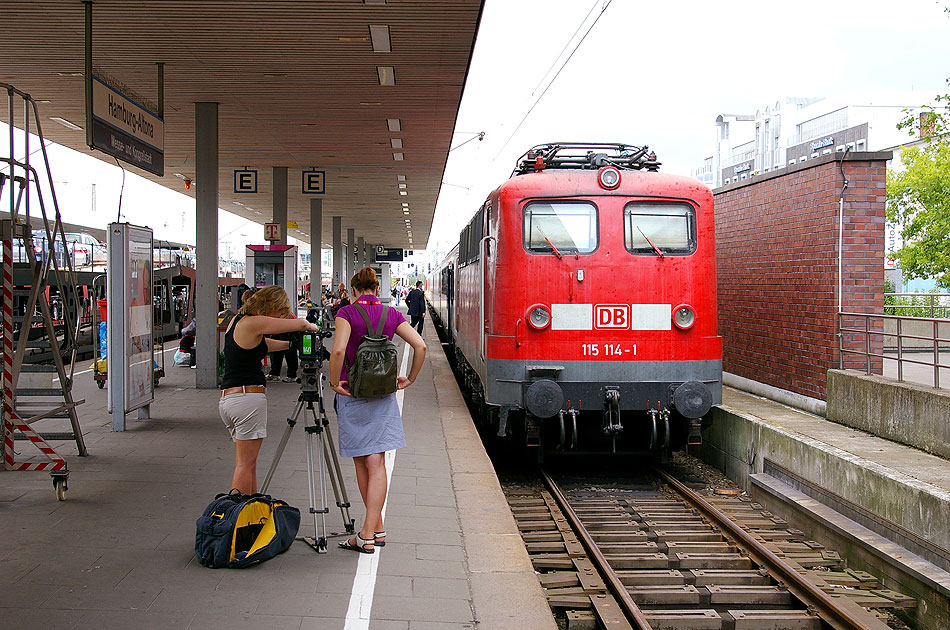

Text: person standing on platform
xmin=329 ymin=267 xmax=427 ymax=554
xmin=266 ymin=326 xmax=299 ymax=383
xmin=219 ymin=285 xmax=320 ymax=494
xmin=404 ymin=280 xmax=425 ymax=334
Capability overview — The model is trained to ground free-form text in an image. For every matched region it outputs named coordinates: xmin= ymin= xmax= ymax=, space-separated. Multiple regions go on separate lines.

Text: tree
xmin=886 ymin=142 xmax=950 ymax=287
xmin=898 ymin=81 xmax=950 ymax=138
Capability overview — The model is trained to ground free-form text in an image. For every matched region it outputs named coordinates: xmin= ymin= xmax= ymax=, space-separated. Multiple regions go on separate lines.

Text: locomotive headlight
xmin=598 ymin=166 xmax=621 ymax=190
xmin=526 ymin=304 xmax=551 ymax=329
xmin=672 ymin=304 xmax=695 ymax=330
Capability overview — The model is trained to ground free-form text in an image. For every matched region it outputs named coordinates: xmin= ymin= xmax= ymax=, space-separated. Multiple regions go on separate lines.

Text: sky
xmin=3 ymin=0 xmax=949 ymax=262
xmin=430 ymin=0 xmax=950 ymax=256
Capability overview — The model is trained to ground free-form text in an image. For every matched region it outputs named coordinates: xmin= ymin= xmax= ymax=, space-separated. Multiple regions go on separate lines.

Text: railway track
xmin=507 ymin=469 xmax=915 ymax=630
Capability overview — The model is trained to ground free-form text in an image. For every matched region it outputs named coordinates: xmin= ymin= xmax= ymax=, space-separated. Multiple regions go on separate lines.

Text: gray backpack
xmin=348 ymin=304 xmax=398 ymax=398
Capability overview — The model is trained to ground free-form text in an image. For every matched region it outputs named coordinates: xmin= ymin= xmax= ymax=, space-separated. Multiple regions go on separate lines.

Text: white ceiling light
xmin=393 ymin=152 xmax=404 ymax=161
xmin=377 ymin=66 xmax=395 ymax=86
xmin=398 ymin=183 xmax=407 ymax=189
xmin=387 ymin=118 xmax=401 ymax=132
xmin=399 ymin=191 xmax=407 ymax=196
xmin=396 ymin=174 xmax=406 ymax=181
xmin=49 ymin=116 xmax=82 ymax=130
xmin=369 ymin=25 xmax=391 ymax=53
xmin=390 ymin=138 xmax=403 ymax=149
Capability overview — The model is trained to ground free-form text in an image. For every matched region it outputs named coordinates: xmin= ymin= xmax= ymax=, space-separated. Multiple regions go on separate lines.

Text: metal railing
xmin=839 ymin=311 xmax=950 ymax=388
xmin=884 ymin=292 xmax=950 ymax=319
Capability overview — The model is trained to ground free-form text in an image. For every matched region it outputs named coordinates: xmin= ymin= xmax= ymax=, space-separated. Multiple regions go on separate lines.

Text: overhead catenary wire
xmin=493 ymin=0 xmax=614 ymax=162
xmin=527 ymin=0 xmax=601 ymax=98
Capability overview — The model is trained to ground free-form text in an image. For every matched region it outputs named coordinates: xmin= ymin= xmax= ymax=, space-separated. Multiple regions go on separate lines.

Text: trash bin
xmin=97 ymin=299 xmax=108 ymax=322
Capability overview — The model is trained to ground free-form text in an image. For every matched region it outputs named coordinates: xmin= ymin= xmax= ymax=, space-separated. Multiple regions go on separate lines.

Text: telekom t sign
xmin=594 ymin=304 xmax=630 ymax=329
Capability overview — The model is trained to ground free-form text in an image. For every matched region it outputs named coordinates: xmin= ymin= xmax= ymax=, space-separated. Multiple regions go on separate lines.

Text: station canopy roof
xmin=4 ymin=0 xmax=485 ymax=250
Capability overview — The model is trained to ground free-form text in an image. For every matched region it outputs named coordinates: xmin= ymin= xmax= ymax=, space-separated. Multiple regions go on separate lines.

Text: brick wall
xmin=714 ymin=152 xmax=889 ymax=400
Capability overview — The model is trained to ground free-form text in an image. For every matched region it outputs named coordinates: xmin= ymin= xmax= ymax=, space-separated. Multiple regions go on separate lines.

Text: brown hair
xmin=238 ymin=285 xmax=291 ymax=316
xmin=351 ymin=267 xmax=379 ymax=293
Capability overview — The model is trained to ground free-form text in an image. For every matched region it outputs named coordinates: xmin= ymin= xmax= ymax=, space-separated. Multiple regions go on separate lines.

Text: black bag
xmin=348 ymin=304 xmax=398 ymax=399
xmin=195 ymin=491 xmax=300 ymax=568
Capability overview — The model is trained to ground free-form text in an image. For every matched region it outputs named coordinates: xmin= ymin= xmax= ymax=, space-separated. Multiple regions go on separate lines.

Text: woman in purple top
xmin=329 ymin=267 xmax=427 ymax=554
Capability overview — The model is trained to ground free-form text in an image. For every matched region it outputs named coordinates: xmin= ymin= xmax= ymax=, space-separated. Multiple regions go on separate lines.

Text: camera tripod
xmin=261 ymin=358 xmax=355 ymax=553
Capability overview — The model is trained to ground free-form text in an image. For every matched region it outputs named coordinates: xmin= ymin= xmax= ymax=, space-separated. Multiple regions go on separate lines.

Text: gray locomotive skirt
xmin=334 ymin=392 xmax=406 ymax=458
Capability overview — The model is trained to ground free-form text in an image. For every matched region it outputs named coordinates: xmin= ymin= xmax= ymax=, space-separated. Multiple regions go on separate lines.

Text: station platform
xmin=0 ymin=311 xmax=556 ymax=630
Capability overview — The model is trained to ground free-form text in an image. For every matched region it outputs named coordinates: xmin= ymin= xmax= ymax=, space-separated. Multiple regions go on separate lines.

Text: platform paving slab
xmin=0 ymin=312 xmax=556 ymax=630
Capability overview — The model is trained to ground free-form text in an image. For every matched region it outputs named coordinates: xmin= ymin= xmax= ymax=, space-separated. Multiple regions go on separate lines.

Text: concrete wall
xmin=826 ymin=369 xmax=950 ymax=459
xmin=883 ymin=318 xmax=950 ymax=350
xmin=714 ymin=152 xmax=889 ymax=400
xmin=699 ymin=403 xmax=950 ymax=564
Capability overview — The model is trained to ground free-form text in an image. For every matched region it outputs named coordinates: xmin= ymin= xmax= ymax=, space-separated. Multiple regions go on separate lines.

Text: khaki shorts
xmin=219 ymin=392 xmax=267 ymax=441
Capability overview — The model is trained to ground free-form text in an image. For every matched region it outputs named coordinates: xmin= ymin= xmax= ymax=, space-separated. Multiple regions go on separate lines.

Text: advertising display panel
xmin=126 ymin=228 xmax=154 ymax=410
xmin=107 ymin=223 xmax=154 ymax=430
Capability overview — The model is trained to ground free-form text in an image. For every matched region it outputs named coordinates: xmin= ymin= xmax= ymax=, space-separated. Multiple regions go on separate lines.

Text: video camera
xmin=293 ymin=305 xmax=332 ymax=366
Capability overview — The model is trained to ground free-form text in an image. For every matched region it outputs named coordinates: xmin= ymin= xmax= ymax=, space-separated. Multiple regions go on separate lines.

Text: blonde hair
xmin=238 ymin=285 xmax=291 ymax=316
xmin=351 ymin=267 xmax=379 ymax=292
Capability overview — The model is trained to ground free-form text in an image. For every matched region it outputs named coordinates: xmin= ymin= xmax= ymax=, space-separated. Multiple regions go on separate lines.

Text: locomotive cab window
xmin=624 ymin=202 xmax=696 ymax=255
xmin=523 ymin=201 xmax=597 ymax=255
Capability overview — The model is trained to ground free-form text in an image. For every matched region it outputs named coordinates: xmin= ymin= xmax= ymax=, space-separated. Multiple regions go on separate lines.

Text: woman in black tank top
xmin=219 ymin=285 xmax=320 ymax=494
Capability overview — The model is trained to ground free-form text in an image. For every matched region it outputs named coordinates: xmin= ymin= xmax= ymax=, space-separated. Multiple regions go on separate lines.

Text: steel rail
xmin=653 ymin=468 xmax=880 ymax=630
xmin=540 ymin=469 xmax=654 ymax=630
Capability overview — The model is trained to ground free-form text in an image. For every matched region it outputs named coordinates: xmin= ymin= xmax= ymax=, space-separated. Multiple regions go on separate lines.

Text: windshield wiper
xmin=537 ymin=227 xmax=563 ymax=259
xmin=637 ymin=226 xmax=665 ymax=258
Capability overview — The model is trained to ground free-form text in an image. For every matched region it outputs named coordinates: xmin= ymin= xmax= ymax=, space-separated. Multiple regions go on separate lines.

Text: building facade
xmin=693 ymin=92 xmax=936 ymax=189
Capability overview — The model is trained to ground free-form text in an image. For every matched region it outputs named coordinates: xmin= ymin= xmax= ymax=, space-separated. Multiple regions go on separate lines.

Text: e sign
xmin=234 ymin=170 xmax=258 ymax=193
xmin=302 ymin=170 xmax=325 ymax=194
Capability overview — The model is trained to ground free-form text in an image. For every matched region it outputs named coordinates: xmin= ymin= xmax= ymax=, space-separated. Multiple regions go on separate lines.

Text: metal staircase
xmin=2 ymin=82 xmax=87 ymax=500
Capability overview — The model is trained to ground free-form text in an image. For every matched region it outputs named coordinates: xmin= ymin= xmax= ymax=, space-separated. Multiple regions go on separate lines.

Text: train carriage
xmin=430 ymin=143 xmax=722 ymax=457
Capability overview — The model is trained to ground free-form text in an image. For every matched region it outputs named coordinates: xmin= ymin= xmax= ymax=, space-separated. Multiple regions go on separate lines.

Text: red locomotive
xmin=429 ymin=143 xmax=722 ymax=457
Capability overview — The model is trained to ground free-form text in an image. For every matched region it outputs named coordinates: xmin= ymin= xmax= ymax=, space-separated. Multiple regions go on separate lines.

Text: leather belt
xmin=221 ymin=385 xmax=266 ymax=397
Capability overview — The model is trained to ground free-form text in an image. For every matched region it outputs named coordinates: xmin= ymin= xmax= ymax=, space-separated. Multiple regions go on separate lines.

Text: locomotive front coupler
xmin=602 ymin=387 xmax=623 ymax=438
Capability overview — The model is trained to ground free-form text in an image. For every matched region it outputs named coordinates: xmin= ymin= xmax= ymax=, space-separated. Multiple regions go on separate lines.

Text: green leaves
xmin=887 ymin=141 xmax=950 ymax=287
xmin=898 ymin=78 xmax=950 ymax=139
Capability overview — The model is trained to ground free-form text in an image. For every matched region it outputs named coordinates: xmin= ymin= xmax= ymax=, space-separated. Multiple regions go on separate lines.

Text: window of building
xmin=795 ymin=107 xmax=848 ymax=144
xmin=822 ymin=148 xmax=832 ymax=155
xmin=800 ymin=156 xmax=807 ymax=162
xmin=846 ymin=142 xmax=855 ymax=152
xmin=740 ymin=173 xmax=747 ymax=180
xmin=623 ymin=202 xmax=696 ymax=256
xmin=811 ymin=152 xmax=819 ymax=158
xmin=856 ymin=139 xmax=866 ymax=150
xmin=836 ymin=145 xmax=845 ymax=153
xmin=523 ymin=201 xmax=597 ymax=255
xmin=788 ymin=159 xmax=796 ymax=165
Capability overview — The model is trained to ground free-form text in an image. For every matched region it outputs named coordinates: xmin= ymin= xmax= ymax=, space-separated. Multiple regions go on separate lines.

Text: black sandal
xmin=374 ymin=531 xmax=386 ymax=547
xmin=339 ymin=533 xmax=375 ymax=554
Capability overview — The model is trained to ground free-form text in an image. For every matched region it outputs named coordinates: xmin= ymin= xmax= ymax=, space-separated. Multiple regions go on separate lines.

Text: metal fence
xmin=884 ymin=292 xmax=950 ymax=319
xmin=839 ymin=311 xmax=950 ymax=388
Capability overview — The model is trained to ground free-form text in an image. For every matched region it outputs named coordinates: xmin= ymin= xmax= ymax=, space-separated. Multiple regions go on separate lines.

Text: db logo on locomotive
xmin=594 ymin=304 xmax=630 ymax=329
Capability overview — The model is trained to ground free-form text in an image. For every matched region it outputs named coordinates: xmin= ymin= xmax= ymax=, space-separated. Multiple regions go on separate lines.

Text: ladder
xmin=2 ymin=82 xmax=87 ymax=500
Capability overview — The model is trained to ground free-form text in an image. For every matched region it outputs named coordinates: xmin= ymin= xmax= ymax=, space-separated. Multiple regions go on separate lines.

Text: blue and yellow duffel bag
xmin=195 ymin=490 xmax=300 ymax=568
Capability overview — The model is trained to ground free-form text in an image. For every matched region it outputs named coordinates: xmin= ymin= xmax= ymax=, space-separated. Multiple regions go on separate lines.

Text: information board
xmin=107 ymin=223 xmax=154 ymax=430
